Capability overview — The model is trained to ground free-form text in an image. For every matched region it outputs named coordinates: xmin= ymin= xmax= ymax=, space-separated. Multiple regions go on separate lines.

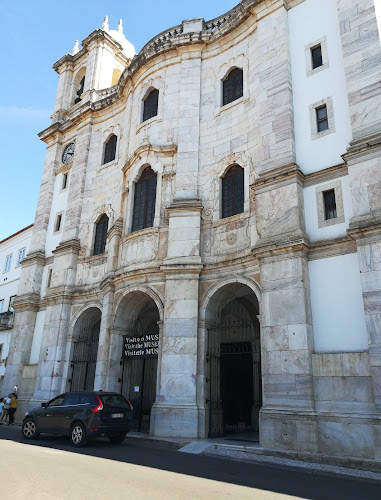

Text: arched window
xmin=222 ymin=165 xmax=244 ymax=219
xmin=132 ymin=167 xmax=157 ymax=232
xmin=223 ymin=68 xmax=243 ymax=106
xmin=73 ymin=67 xmax=86 ymax=105
xmin=143 ymin=89 xmax=159 ymax=122
xmin=103 ymin=135 xmax=117 ymax=164
xmin=93 ymin=214 xmax=109 ymax=255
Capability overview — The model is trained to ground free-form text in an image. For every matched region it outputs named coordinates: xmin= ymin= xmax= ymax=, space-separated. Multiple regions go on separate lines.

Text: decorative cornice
xmin=308 ymin=236 xmax=357 ymax=261
xmin=13 ymin=293 xmax=41 ymax=312
xmin=347 ymin=212 xmax=381 ymax=242
xmin=252 ymin=232 xmax=310 ymax=260
xmin=167 ymin=198 xmax=204 ymax=214
xmin=251 ymin=163 xmax=303 ymax=193
xmin=21 ymin=251 xmax=46 ymax=268
xmin=123 ymin=143 xmax=177 ymax=173
xmin=52 ymin=238 xmax=81 ymax=256
xmin=342 ymin=130 xmax=381 ymax=166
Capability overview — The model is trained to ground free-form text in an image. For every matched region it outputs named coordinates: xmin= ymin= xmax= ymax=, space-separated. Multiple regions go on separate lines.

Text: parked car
xmin=21 ymin=391 xmax=133 ymax=447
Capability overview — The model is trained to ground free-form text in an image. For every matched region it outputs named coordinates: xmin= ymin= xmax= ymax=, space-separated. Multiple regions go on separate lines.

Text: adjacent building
xmin=0 ymin=225 xmax=33 ymax=389
xmin=3 ymin=0 xmax=381 ymax=462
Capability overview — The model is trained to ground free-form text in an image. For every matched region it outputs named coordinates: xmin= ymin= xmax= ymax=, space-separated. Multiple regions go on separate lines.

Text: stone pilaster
xmin=151 ymin=202 xmax=203 ymax=438
xmin=62 ymin=118 xmax=93 ymax=242
xmin=94 ymin=278 xmax=115 ymax=391
xmin=253 ymin=165 xmax=317 ymax=452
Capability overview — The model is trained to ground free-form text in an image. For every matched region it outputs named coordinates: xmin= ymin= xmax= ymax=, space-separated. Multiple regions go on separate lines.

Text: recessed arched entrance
xmin=205 ymin=282 xmax=261 ymax=438
xmin=114 ymin=289 xmax=162 ymax=433
xmin=70 ymin=307 xmax=102 ymax=391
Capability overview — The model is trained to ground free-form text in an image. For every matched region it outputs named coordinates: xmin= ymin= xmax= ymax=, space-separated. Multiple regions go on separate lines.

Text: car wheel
xmin=22 ymin=419 xmax=39 ymax=440
xmin=70 ymin=422 xmax=88 ymax=447
xmin=107 ymin=432 xmax=126 ymax=444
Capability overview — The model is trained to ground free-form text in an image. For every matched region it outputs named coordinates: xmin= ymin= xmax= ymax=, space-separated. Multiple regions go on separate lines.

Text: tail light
xmin=127 ymin=400 xmax=133 ymax=411
xmin=92 ymin=395 xmax=103 ymax=413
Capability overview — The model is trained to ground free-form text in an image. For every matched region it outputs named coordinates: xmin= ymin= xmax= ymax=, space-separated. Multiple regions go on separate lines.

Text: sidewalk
xmin=5 ymin=423 xmax=381 ymax=482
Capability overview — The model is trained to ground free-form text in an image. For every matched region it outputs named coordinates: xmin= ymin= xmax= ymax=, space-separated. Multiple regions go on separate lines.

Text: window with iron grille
xmin=103 ymin=135 xmax=117 ymax=164
xmin=316 ymin=105 xmax=328 ymax=132
xmin=223 ymin=68 xmax=243 ymax=106
xmin=323 ymin=189 xmax=337 ymax=220
xmin=143 ymin=89 xmax=159 ymax=122
xmin=222 ymin=165 xmax=244 ymax=219
xmin=311 ymin=45 xmax=323 ymax=69
xmin=93 ymin=214 xmax=109 ymax=255
xmin=132 ymin=167 xmax=157 ymax=232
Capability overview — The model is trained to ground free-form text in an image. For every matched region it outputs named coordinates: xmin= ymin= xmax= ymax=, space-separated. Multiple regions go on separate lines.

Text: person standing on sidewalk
xmin=0 ymin=395 xmax=10 ymax=424
xmin=8 ymin=393 xmax=17 ymax=426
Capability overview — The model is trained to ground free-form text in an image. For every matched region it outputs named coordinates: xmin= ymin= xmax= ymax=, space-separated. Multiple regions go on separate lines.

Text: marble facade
xmin=3 ymin=0 xmax=381 ymax=463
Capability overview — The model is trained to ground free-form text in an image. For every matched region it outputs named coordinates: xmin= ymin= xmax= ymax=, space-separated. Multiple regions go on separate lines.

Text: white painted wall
xmin=0 ymin=226 xmax=33 ymax=312
xmin=289 ymin=0 xmax=352 ymax=173
xmin=304 ymin=175 xmax=353 ymax=242
xmin=29 ymin=310 xmax=46 ymax=364
xmin=45 ymin=171 xmax=69 ymax=256
xmin=309 ymin=253 xmax=368 ymax=353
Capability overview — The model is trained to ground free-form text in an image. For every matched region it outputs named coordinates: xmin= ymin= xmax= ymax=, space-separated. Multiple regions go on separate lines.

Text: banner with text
xmin=122 ymin=334 xmax=159 ymax=358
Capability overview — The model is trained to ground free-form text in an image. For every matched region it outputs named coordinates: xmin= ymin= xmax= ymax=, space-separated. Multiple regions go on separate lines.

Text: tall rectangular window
xmin=316 ymin=105 xmax=328 ymax=132
xmin=311 ymin=45 xmax=323 ymax=69
xmin=62 ymin=173 xmax=68 ymax=190
xmin=323 ymin=189 xmax=337 ymax=220
xmin=55 ymin=214 xmax=62 ymax=232
xmin=4 ymin=255 xmax=12 ymax=272
xmin=47 ymin=268 xmax=53 ymax=288
xmin=9 ymin=295 xmax=16 ymax=312
xmin=17 ymin=248 xmax=26 ymax=266
xmin=0 ymin=300 xmax=4 ymax=313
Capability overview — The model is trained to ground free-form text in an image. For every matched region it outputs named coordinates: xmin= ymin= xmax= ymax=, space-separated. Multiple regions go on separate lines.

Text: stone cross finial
xmin=117 ymin=19 xmax=123 ymax=34
xmin=71 ymin=40 xmax=79 ymax=56
xmin=101 ymin=15 xmax=109 ymax=31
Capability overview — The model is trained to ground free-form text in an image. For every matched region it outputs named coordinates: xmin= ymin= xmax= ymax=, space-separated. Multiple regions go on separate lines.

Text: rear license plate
xmin=111 ymin=413 xmax=124 ymax=418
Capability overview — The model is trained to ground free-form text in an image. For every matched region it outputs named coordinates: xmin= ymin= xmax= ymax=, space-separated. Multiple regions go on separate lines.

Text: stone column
xmin=94 ymin=279 xmax=115 ymax=391
xmin=151 ymin=202 xmax=203 ymax=438
xmin=2 ymin=136 xmax=61 ymax=395
xmin=253 ymin=166 xmax=317 ymax=453
xmin=337 ymin=0 xmax=381 ymax=457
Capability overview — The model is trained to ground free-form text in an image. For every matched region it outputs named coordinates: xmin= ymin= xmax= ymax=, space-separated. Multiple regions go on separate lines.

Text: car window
xmin=63 ymin=393 xmax=79 ymax=406
xmin=100 ymin=395 xmax=130 ymax=409
xmin=47 ymin=395 xmax=65 ymax=408
xmin=78 ymin=394 xmax=93 ymax=405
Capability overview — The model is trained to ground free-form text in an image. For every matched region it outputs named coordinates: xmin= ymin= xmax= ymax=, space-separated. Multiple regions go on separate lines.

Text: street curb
xmin=125 ymin=435 xmax=189 ymax=450
xmin=204 ymin=446 xmax=381 ymax=483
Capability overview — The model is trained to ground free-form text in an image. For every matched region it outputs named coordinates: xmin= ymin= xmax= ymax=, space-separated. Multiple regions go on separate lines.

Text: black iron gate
xmin=206 ymin=293 xmax=261 ymax=437
xmin=70 ymin=315 xmax=101 ymax=392
xmin=121 ymin=302 xmax=159 ymax=432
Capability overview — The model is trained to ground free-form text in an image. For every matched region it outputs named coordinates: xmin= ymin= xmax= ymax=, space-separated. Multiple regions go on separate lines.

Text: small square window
xmin=311 ymin=45 xmax=323 ymax=69
xmin=316 ymin=105 xmax=328 ymax=132
xmin=55 ymin=214 xmax=62 ymax=232
xmin=323 ymin=189 xmax=337 ymax=220
xmin=4 ymin=255 xmax=12 ymax=273
xmin=62 ymin=173 xmax=68 ymax=190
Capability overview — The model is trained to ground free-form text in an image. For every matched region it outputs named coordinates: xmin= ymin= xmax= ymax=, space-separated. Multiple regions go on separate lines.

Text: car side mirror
xmin=41 ymin=402 xmax=47 ymax=408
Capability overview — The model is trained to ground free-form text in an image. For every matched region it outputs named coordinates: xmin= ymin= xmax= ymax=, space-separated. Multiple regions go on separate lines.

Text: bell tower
xmin=51 ymin=16 xmax=135 ymax=123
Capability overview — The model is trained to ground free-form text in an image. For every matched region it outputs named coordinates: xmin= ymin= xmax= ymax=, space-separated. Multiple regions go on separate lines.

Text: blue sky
xmin=0 ymin=0 xmax=237 ymax=240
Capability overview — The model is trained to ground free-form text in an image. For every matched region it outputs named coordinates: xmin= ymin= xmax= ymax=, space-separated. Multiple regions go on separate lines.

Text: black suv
xmin=21 ymin=391 xmax=133 ymax=447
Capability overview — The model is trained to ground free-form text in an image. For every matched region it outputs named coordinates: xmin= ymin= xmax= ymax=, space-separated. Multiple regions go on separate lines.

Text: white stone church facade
xmin=4 ymin=0 xmax=381 ymax=461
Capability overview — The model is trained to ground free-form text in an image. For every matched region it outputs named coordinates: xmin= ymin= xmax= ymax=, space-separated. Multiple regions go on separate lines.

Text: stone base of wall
xmin=260 ymin=408 xmax=381 ymax=461
xmin=151 ymin=403 xmax=201 ymax=438
xmin=14 ymin=364 xmax=38 ymax=422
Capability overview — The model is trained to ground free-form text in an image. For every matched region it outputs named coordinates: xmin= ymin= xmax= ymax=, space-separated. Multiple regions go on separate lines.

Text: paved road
xmin=0 ymin=426 xmax=380 ymax=500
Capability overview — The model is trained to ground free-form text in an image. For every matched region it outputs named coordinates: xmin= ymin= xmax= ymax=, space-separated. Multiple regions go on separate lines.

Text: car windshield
xmin=99 ymin=394 xmax=130 ymax=409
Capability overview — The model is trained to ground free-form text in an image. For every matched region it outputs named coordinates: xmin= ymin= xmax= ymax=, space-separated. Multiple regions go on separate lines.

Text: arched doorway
xmin=205 ymin=282 xmax=261 ymax=438
xmin=70 ymin=307 xmax=101 ymax=391
xmin=114 ymin=290 xmax=162 ymax=433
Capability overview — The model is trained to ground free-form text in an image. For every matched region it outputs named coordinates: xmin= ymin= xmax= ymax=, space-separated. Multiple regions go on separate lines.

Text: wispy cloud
xmin=0 ymin=106 xmax=52 ymax=125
